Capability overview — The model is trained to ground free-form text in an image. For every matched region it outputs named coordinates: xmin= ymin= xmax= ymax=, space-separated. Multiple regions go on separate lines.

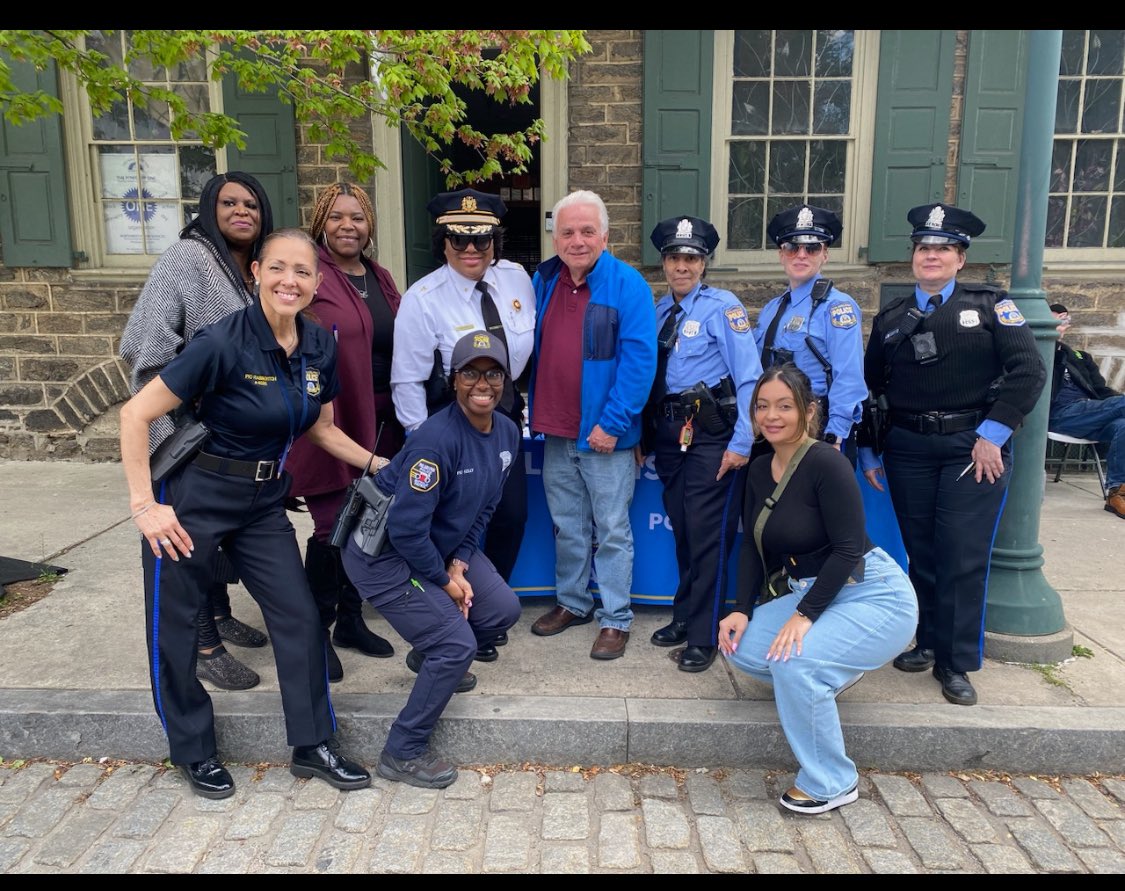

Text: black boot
xmin=305 ymin=536 xmax=346 ymax=680
xmin=333 ymin=556 xmax=394 ymax=658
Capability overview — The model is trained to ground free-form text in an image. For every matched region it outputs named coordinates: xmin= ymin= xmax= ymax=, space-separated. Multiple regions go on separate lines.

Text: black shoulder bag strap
xmin=752 ymin=437 xmax=815 ymax=601
xmin=804 ymin=279 xmax=835 ymax=388
xmin=761 ymin=291 xmax=791 ymax=367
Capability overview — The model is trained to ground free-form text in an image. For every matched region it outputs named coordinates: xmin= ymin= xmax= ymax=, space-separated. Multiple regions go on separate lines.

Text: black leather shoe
xmin=405 ymin=648 xmax=477 ymax=693
xmin=933 ymin=665 xmax=978 ymax=706
xmin=324 ymin=633 xmax=343 ymax=683
xmin=677 ymin=645 xmax=717 ymax=673
xmin=377 ymin=749 xmax=457 ymax=789
xmin=893 ymin=645 xmax=935 ymax=673
xmin=475 ymin=644 xmax=498 ymax=663
xmin=651 ymin=620 xmax=689 ymax=647
xmin=181 ymin=757 xmax=235 ymax=800
xmin=333 ymin=615 xmax=395 ymax=658
xmin=290 ymin=738 xmax=371 ymax=790
xmin=494 ymin=631 xmax=509 ymax=647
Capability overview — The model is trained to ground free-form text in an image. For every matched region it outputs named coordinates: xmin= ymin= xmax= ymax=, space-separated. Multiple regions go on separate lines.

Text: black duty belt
xmin=889 ymin=409 xmax=984 ymax=435
xmin=193 ymin=451 xmax=281 ymax=481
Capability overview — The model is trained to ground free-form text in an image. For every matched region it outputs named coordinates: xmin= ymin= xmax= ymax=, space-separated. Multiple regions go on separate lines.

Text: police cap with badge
xmin=650 ymin=215 xmax=720 ymax=256
xmin=450 ymin=329 xmax=510 ymax=377
xmin=767 ymin=204 xmax=842 ymax=246
xmin=427 ymin=188 xmax=507 ymax=234
xmin=907 ymin=203 xmax=986 ymax=246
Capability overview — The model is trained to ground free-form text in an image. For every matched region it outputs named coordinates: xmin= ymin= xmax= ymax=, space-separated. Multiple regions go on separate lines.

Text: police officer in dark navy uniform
xmin=641 ymin=216 xmax=763 ymax=673
xmin=859 ymin=204 xmax=1046 ymax=707
xmin=754 ymin=205 xmax=866 ymax=464
xmin=120 ymin=230 xmax=375 ymax=799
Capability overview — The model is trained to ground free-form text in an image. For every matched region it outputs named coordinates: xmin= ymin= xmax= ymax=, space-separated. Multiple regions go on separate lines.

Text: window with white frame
xmin=1048 ymin=29 xmax=1125 ymax=255
xmin=710 ymin=30 xmax=876 ymax=266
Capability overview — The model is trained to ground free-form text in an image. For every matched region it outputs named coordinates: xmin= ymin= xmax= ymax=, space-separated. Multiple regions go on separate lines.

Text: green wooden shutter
xmin=867 ymin=31 xmax=955 ymax=262
xmin=400 ymin=127 xmax=446 ymax=286
xmin=222 ymin=77 xmax=298 ymax=228
xmin=957 ymin=30 xmax=1028 ymax=264
xmin=642 ymin=30 xmax=713 ymax=266
xmin=0 ymin=56 xmax=73 ymax=267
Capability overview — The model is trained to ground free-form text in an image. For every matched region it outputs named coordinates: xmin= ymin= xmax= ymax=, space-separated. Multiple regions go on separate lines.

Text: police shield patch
xmin=682 ymin=320 xmax=701 ymax=337
xmin=305 ymin=367 xmax=322 ymax=397
xmin=725 ymin=305 xmax=750 ymax=332
xmin=995 ymin=299 xmax=1027 ymax=326
xmin=829 ymin=302 xmax=858 ymax=329
xmin=409 ymin=459 xmax=440 ymax=492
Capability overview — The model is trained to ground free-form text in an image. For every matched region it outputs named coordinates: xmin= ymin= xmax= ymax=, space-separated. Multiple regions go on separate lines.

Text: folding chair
xmin=1047 ymin=431 xmax=1108 ymax=497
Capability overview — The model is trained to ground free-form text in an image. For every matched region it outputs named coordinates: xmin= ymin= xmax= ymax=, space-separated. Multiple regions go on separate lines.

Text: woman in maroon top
xmin=286 ymin=183 xmax=404 ymax=681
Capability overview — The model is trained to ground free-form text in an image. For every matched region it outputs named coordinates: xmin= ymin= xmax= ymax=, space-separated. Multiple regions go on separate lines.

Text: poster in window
xmin=103 ymin=198 xmax=181 ymax=255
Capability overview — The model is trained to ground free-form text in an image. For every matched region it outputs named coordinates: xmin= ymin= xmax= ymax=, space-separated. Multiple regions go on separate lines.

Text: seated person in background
xmin=1048 ymin=303 xmax=1125 ymax=519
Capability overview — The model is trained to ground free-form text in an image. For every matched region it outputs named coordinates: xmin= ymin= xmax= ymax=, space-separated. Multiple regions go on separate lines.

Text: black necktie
xmin=761 ymin=292 xmax=792 ymax=368
xmin=652 ymin=303 xmax=683 ymax=403
xmin=477 ymin=281 xmax=515 ymax=414
xmin=925 ymin=294 xmax=942 ymax=314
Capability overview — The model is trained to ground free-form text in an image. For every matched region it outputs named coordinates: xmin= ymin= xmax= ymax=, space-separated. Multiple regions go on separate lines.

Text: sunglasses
xmin=456 ymin=367 xmax=505 ymax=384
xmin=447 ymin=233 xmax=494 ymax=252
xmin=780 ymin=242 xmax=825 ymax=255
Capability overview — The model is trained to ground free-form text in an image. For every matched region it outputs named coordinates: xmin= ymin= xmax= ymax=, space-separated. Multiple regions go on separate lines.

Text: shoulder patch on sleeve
xmin=408 ymin=459 xmax=440 ymax=492
xmin=994 ymin=298 xmax=1027 ymax=327
xmin=829 ymin=301 xmax=858 ymax=329
xmin=724 ymin=305 xmax=750 ymax=332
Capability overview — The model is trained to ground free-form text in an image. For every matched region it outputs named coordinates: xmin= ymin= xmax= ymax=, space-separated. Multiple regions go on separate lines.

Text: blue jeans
xmin=541 ymin=435 xmax=635 ymax=630
xmin=1050 ymin=395 xmax=1125 ymax=489
xmin=728 ymin=548 xmax=918 ymax=801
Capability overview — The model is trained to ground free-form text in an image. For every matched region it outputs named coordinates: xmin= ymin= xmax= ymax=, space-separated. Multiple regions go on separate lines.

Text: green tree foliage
xmin=0 ymin=29 xmax=591 ymax=185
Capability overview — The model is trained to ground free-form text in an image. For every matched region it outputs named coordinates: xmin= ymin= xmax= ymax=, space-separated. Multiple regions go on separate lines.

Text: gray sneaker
xmin=196 ymin=647 xmax=260 ymax=690
xmin=376 ymin=749 xmax=458 ymax=789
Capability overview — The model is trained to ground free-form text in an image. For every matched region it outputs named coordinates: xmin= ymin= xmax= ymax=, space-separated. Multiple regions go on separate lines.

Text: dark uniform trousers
xmin=481 ymin=436 xmax=528 ymax=582
xmin=653 ymin=416 xmax=746 ymax=647
xmin=144 ymin=463 xmax=335 ymax=765
xmin=342 ymin=547 xmax=521 ymax=760
xmin=881 ymin=426 xmax=1011 ymax=673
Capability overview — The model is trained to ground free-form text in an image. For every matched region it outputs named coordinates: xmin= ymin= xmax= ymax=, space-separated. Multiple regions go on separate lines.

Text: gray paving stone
xmin=143 ymin=813 xmax=222 ymax=873
xmin=971 ymin=843 xmax=1036 ymax=873
xmin=0 ymin=837 xmax=30 ymax=871
xmin=1077 ymin=847 xmax=1125 ymax=874
xmin=639 ymin=773 xmax=679 ymax=800
xmin=920 ymin=773 xmax=971 ymax=798
xmin=490 ymin=772 xmax=538 ymax=812
xmin=1061 ymin=779 xmax=1122 ymax=820
xmin=6 ymin=786 xmax=80 ymax=837
xmin=935 ymin=798 xmax=1000 ymax=844
xmin=197 ymin=838 xmax=261 ymax=874
xmin=970 ymin=780 xmax=1035 ymax=817
xmin=423 ymin=850 xmax=476 ymax=873
xmin=697 ymin=815 xmax=746 ymax=873
xmin=77 ymin=837 xmax=148 ymax=874
xmin=1101 ymin=778 xmax=1125 ymax=805
xmin=432 ymin=799 xmax=484 ymax=850
xmin=544 ymin=770 xmax=587 ymax=792
xmin=685 ymin=772 xmax=725 ymax=815
xmin=85 ymin=764 xmax=157 ymax=809
xmin=869 ymin=774 xmax=932 ymax=817
xmin=444 ymin=769 xmax=485 ymax=800
xmin=57 ymin=763 xmax=107 ymax=787
xmin=313 ymin=830 xmax=363 ymax=874
xmin=720 ymin=769 xmax=769 ymax=800
xmin=1008 ymin=821 xmax=1085 ymax=873
xmin=226 ymin=792 xmax=285 ymax=840
xmin=1033 ymin=798 xmax=1112 ymax=847
xmin=255 ymin=766 xmax=298 ymax=794
xmin=111 ymin=790 xmax=181 ymax=840
xmin=334 ymin=786 xmax=382 ymax=833
xmin=0 ymin=763 xmax=55 ymax=803
xmin=264 ymin=811 xmax=327 ymax=867
xmin=734 ymin=800 xmax=795 ymax=853
xmin=753 ymin=852 xmax=804 ymax=874
xmin=0 ymin=798 xmax=21 ymax=826
xmin=292 ymin=777 xmax=341 ymax=810
xmin=542 ymin=791 xmax=589 ymax=840
xmin=483 ymin=813 xmax=532 ymax=871
xmin=368 ymin=815 xmax=427 ymax=873
xmin=387 ymin=783 xmax=441 ymax=815
xmin=862 ymin=849 xmax=920 ymax=873
xmin=1012 ymin=777 xmax=1060 ymax=799
xmin=33 ymin=806 xmax=115 ymax=867
xmin=1100 ymin=820 xmax=1125 ymax=848
xmin=541 ymin=845 xmax=591 ymax=873
xmin=593 ymin=771 xmax=634 ymax=811
xmin=641 ymin=797 xmax=690 ymax=849
xmin=193 ymin=788 xmax=242 ymax=814
xmin=797 ymin=822 xmax=864 ymax=873
xmin=899 ymin=817 xmax=967 ymax=869
xmin=840 ymin=798 xmax=897 ymax=847
xmin=598 ymin=812 xmax=641 ymax=868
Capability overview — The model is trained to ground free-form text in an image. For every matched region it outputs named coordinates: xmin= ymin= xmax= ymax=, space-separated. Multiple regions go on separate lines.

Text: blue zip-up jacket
xmin=528 ymin=253 xmax=657 ymax=451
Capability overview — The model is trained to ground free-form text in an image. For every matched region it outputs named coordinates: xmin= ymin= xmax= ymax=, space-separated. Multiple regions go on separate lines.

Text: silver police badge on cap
xmin=926 ymin=205 xmax=946 ymax=229
xmin=676 ymin=218 xmax=693 ymax=240
xmin=797 ymin=206 xmax=814 ymax=230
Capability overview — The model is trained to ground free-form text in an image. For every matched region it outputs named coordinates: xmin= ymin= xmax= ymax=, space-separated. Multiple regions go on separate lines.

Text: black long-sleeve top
xmin=735 ymin=441 xmax=872 ymax=621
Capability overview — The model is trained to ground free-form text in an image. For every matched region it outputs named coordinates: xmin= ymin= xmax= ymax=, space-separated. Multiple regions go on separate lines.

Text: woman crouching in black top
xmin=718 ymin=364 xmax=917 ymax=815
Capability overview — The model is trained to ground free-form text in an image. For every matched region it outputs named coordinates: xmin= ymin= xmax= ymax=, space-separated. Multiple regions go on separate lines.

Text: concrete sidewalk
xmin=0 ymin=459 xmax=1122 ymax=774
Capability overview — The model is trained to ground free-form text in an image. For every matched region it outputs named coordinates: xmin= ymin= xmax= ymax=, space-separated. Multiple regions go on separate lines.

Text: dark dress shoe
xmin=405 ymin=648 xmax=477 ymax=693
xmin=933 ymin=665 xmax=978 ymax=706
xmin=332 ymin=615 xmax=395 ymax=658
xmin=494 ymin=631 xmax=509 ymax=647
xmin=677 ymin=645 xmax=717 ymax=673
xmin=531 ymin=605 xmax=593 ymax=637
xmin=475 ymin=643 xmax=499 ymax=663
xmin=290 ymin=738 xmax=371 ymax=790
xmin=651 ymin=620 xmax=688 ymax=647
xmin=377 ymin=749 xmax=457 ymax=789
xmin=892 ymin=645 xmax=935 ymax=673
xmin=590 ymin=627 xmax=629 ymax=660
xmin=181 ymin=757 xmax=235 ymax=800
xmin=324 ymin=633 xmax=343 ymax=683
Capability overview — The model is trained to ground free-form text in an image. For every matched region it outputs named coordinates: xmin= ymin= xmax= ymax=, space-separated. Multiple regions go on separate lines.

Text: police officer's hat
xmin=649 ymin=216 xmax=720 ymax=257
xmin=450 ymin=330 xmax=510 ymax=375
xmin=427 ymin=189 xmax=507 ymax=234
xmin=767 ymin=204 xmax=843 ymax=246
xmin=907 ymin=203 xmax=986 ymax=246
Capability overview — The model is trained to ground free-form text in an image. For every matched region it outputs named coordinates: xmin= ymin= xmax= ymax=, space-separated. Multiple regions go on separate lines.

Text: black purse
xmin=150 ymin=418 xmax=210 ymax=482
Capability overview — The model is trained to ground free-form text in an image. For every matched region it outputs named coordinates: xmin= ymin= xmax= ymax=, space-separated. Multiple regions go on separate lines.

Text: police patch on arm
xmin=725 ymin=305 xmax=750 ymax=332
xmin=829 ymin=302 xmax=858 ymax=328
xmin=409 ymin=459 xmax=440 ymax=492
xmin=994 ymin=299 xmax=1027 ymax=326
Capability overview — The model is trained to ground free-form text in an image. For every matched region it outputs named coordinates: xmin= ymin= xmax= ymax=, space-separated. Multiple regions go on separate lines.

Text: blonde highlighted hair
xmin=308 ymin=182 xmax=375 ymax=248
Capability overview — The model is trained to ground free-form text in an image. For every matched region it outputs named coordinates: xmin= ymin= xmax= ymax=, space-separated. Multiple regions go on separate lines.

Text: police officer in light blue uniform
xmin=642 ymin=216 xmax=762 ymax=673
xmin=754 ymin=205 xmax=866 ymax=462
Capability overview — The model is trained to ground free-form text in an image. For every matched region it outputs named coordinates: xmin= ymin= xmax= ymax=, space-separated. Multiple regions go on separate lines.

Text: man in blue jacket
xmin=527 ymin=190 xmax=657 ymax=660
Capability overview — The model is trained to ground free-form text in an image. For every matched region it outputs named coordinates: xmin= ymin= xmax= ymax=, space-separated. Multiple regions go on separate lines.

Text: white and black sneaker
xmin=779 ymin=783 xmax=859 ymax=815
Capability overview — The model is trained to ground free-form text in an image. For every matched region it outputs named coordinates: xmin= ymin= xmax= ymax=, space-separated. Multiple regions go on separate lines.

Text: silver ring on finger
xmin=160 ymin=538 xmax=171 ymax=545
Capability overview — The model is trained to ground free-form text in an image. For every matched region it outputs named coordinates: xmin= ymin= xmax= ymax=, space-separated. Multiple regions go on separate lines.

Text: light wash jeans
xmin=1050 ymin=394 xmax=1125 ymax=489
xmin=541 ymin=435 xmax=635 ymax=630
xmin=728 ymin=547 xmax=917 ymax=801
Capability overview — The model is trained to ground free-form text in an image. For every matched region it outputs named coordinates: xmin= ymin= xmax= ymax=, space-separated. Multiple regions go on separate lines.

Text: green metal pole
xmin=985 ymin=30 xmax=1068 ymax=644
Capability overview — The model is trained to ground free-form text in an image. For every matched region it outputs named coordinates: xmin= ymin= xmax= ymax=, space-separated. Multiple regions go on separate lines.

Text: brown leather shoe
xmin=590 ymin=627 xmax=629 ymax=660
xmin=1106 ymin=485 xmax=1125 ymax=520
xmin=531 ymin=605 xmax=593 ymax=637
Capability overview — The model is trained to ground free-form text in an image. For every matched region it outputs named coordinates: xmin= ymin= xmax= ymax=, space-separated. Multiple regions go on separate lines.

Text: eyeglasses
xmin=780 ymin=242 xmax=825 ymax=256
xmin=456 ymin=367 xmax=505 ymax=384
xmin=447 ymin=233 xmax=494 ymax=252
